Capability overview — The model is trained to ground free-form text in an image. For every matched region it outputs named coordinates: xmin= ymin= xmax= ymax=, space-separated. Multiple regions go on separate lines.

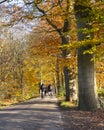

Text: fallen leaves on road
xmin=60 ymin=107 xmax=104 ymax=130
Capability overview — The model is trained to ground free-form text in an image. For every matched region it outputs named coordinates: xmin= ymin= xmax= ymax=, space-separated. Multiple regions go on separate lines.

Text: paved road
xmin=0 ymin=96 xmax=63 ymax=130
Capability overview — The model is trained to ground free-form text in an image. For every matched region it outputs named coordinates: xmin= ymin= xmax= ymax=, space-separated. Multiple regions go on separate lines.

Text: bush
xmin=98 ymin=88 xmax=104 ymax=97
xmin=59 ymin=86 xmax=65 ymax=97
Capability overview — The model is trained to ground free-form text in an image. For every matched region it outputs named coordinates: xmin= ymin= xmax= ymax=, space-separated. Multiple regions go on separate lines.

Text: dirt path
xmin=0 ymin=96 xmax=63 ymax=130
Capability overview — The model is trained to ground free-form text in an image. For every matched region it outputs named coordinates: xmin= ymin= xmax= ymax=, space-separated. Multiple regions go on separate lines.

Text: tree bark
xmin=63 ymin=66 xmax=70 ymax=101
xmin=56 ymin=55 xmax=60 ymax=95
xmin=78 ymin=47 xmax=98 ymax=110
xmin=61 ymin=34 xmax=70 ymax=101
xmin=74 ymin=2 xmax=99 ymax=110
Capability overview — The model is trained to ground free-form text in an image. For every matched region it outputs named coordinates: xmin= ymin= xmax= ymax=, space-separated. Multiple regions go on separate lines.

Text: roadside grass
xmin=58 ymin=96 xmax=77 ymax=109
xmin=0 ymin=95 xmax=40 ymax=109
xmin=60 ymin=101 xmax=75 ymax=108
xmin=0 ymin=99 xmax=17 ymax=109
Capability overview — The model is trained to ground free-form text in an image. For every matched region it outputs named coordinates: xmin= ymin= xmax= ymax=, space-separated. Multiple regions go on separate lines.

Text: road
xmin=0 ymin=96 xmax=63 ymax=130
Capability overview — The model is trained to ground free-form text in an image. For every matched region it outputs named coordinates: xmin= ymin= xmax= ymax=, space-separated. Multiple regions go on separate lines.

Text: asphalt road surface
xmin=0 ymin=96 xmax=63 ymax=130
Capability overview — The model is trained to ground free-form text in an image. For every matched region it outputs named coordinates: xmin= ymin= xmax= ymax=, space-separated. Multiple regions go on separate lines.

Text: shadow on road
xmin=0 ymin=97 xmax=62 ymax=130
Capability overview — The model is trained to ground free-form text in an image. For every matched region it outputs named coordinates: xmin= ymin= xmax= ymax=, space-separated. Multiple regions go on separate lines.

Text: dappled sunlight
xmin=0 ymin=97 xmax=62 ymax=130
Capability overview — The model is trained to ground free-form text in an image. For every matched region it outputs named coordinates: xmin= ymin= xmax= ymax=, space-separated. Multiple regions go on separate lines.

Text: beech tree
xmin=1 ymin=0 xmax=103 ymax=108
xmin=74 ymin=0 xmax=101 ymax=110
xmin=28 ymin=31 xmax=61 ymax=90
xmin=0 ymin=0 xmax=78 ymax=101
xmin=24 ymin=0 xmax=74 ymax=101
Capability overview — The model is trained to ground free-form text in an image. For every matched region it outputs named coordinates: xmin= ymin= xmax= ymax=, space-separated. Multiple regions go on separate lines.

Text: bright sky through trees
xmin=0 ymin=0 xmax=39 ymax=40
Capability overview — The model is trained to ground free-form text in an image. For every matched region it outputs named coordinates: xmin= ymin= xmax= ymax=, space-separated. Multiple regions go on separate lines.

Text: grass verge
xmin=58 ymin=96 xmax=77 ymax=109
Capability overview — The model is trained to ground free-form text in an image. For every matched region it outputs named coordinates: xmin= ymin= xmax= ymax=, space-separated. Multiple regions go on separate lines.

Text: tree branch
xmin=35 ymin=4 xmax=62 ymax=35
xmin=24 ymin=0 xmax=62 ymax=34
xmin=0 ymin=0 xmax=7 ymax=4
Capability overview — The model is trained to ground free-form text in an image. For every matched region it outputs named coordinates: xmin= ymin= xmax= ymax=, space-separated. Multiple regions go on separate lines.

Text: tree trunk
xmin=78 ymin=48 xmax=98 ymax=110
xmin=56 ymin=55 xmax=60 ymax=95
xmin=63 ymin=66 xmax=70 ymax=101
xmin=19 ymin=68 xmax=24 ymax=96
xmin=74 ymin=2 xmax=99 ymax=110
xmin=61 ymin=35 xmax=70 ymax=101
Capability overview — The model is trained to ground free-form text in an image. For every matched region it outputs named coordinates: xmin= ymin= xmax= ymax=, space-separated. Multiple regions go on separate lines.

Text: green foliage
xmin=60 ymin=38 xmax=104 ymax=50
xmin=59 ymin=86 xmax=65 ymax=97
xmin=58 ymin=95 xmax=76 ymax=108
xmin=98 ymin=88 xmax=104 ymax=97
xmin=60 ymin=101 xmax=74 ymax=108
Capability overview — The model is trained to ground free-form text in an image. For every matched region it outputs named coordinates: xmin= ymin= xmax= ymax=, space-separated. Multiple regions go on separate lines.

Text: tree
xmin=28 ymin=31 xmax=61 ymax=87
xmin=74 ymin=0 xmax=100 ymax=110
xmin=0 ymin=0 xmax=77 ymax=101
xmin=25 ymin=0 xmax=74 ymax=101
